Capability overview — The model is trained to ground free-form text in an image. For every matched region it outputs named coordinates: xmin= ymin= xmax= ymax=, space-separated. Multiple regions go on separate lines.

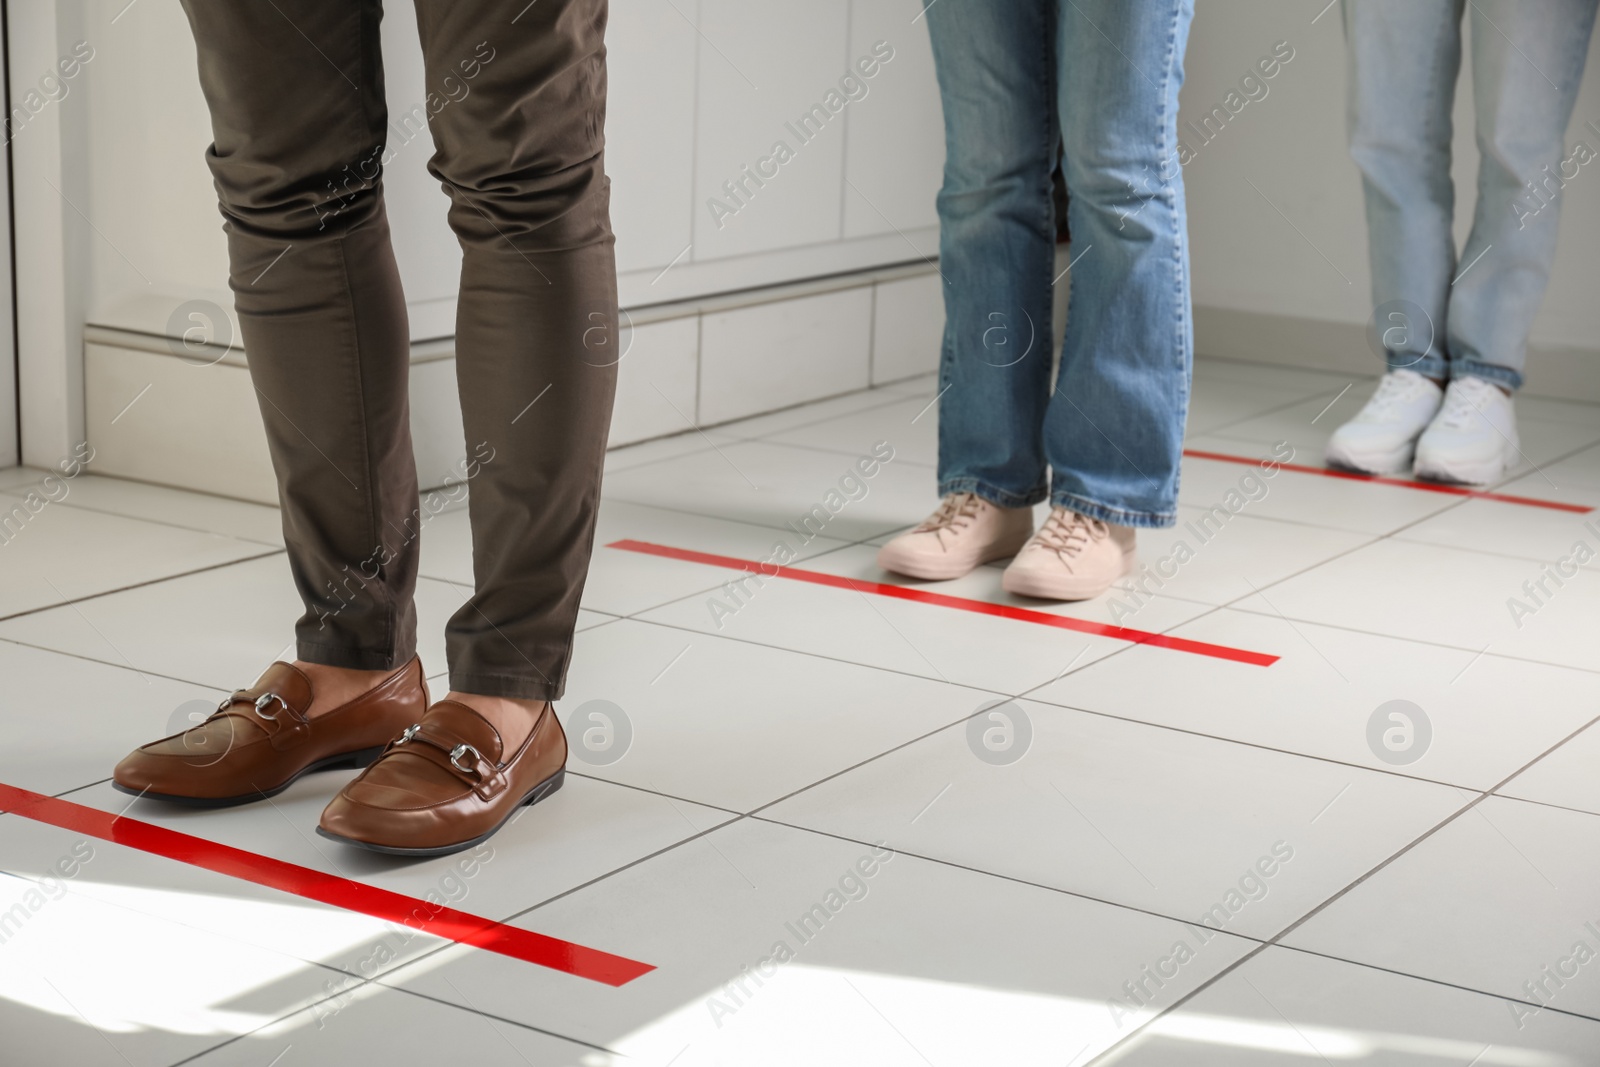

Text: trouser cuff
xmin=1452 ymin=358 xmax=1522 ymax=392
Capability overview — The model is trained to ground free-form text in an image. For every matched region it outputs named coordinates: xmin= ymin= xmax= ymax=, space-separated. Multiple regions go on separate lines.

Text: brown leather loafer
xmin=113 ymin=658 xmax=429 ymax=807
xmin=316 ymin=698 xmax=567 ymax=857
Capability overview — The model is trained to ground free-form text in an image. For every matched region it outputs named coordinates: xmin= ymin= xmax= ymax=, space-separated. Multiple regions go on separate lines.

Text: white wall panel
xmin=842 ymin=0 xmax=944 ymax=240
xmin=871 ymin=270 xmax=942 ymax=384
xmin=692 ymin=0 xmax=852 ymax=261
xmin=699 ymin=287 xmax=871 ymax=424
xmin=607 ymin=0 xmax=699 ymax=275
xmin=609 ymin=316 xmax=700 ymax=445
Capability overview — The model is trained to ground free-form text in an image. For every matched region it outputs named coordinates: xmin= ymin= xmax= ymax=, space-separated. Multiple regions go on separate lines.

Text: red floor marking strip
xmin=0 ymin=781 xmax=654 ymax=987
xmin=1183 ymin=448 xmax=1593 ymax=514
xmin=610 ymin=539 xmax=1278 ymax=667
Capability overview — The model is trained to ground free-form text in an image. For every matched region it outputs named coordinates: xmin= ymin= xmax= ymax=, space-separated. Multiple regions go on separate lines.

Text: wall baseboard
xmin=81 ymin=265 xmax=945 ymax=505
xmin=1195 ymin=306 xmax=1600 ymax=404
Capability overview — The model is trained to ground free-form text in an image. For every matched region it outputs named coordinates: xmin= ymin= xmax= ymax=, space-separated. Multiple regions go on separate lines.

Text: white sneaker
xmin=1414 ymin=376 xmax=1518 ymax=485
xmin=877 ymin=493 xmax=1034 ymax=580
xmin=1324 ymin=369 xmax=1444 ymax=475
xmin=1000 ymin=508 xmax=1136 ymax=601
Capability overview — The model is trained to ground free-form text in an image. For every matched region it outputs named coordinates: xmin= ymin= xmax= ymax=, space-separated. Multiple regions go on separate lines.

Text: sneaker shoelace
xmin=913 ymin=492 xmax=984 ymax=546
xmin=1028 ymin=507 xmax=1107 ymax=560
xmin=1432 ymin=377 xmax=1499 ymax=431
xmin=1355 ymin=370 xmax=1428 ymax=422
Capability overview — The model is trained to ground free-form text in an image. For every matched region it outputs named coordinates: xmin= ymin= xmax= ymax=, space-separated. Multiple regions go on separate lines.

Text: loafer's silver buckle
xmin=450 ymin=743 xmax=481 ymax=774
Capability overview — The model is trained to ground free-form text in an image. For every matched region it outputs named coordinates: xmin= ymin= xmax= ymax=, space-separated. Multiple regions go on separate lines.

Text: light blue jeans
xmin=924 ymin=0 xmax=1194 ymax=529
xmin=1345 ymin=0 xmax=1598 ymax=391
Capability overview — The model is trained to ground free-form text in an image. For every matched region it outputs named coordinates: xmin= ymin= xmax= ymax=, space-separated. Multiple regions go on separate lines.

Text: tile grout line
xmin=742 ymin=812 xmax=1600 ymax=1031
xmin=1080 ymin=705 xmax=1600 ymax=1065
xmin=0 ymin=548 xmax=286 ymax=626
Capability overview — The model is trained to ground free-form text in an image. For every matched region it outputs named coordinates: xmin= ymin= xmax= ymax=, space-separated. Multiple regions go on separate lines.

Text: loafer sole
xmin=111 ymin=744 xmax=389 ymax=809
xmin=315 ymin=766 xmax=567 ymax=858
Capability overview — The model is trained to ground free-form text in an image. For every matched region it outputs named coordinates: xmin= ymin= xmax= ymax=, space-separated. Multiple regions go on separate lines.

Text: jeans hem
xmin=937 ymin=477 xmax=1048 ymax=510
xmin=1386 ymin=352 xmax=1449 ymax=381
xmin=1049 ymin=490 xmax=1176 ymax=530
xmin=1451 ymin=359 xmax=1522 ymax=392
xmin=295 ymin=639 xmax=413 ymax=672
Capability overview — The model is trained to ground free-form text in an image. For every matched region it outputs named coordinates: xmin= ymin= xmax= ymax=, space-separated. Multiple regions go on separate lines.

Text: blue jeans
xmin=1345 ymin=0 xmax=1598 ymax=392
xmin=924 ymin=0 xmax=1194 ymax=529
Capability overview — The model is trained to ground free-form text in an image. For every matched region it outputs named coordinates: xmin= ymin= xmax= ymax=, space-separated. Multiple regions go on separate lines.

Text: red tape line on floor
xmin=0 ymin=781 xmax=654 ymax=987
xmin=608 ymin=539 xmax=1279 ymax=667
xmin=1182 ymin=449 xmax=1594 ymax=514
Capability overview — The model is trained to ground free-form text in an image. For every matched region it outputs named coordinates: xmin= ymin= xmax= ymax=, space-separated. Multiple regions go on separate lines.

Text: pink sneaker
xmin=877 ymin=493 xmax=1035 ymax=580
xmin=1001 ymin=507 xmax=1136 ymax=601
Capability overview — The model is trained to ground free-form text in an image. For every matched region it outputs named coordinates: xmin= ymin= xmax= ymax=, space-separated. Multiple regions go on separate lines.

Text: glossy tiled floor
xmin=3 ymin=356 xmax=1600 ymax=1065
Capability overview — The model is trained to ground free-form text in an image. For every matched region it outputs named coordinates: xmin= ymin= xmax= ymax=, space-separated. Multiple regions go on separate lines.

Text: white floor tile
xmin=1108 ymin=945 xmax=1600 ymax=1064
xmin=1500 ymin=419 xmax=1600 ymax=485
xmin=47 ymin=774 xmax=730 ymax=980
xmin=419 ymin=498 xmax=855 ymax=617
xmin=0 ymin=554 xmax=462 ymax=691
xmin=383 ymin=818 xmax=1257 ymax=1065
xmin=0 ymin=465 xmax=49 ymax=490
xmin=1030 ymin=607 xmax=1600 ymax=791
xmin=1180 ymin=435 xmax=1459 ymax=535
xmin=1395 ymin=494 xmax=1600 ymax=564
xmin=1498 ymin=718 xmax=1600 ymax=817
xmin=3 ymin=473 xmax=283 ymax=546
xmin=637 ymin=542 xmax=1214 ymax=695
xmin=1507 ymin=443 xmax=1600 ymax=495
xmin=1514 ymin=394 xmax=1600 ymax=428
xmin=0 ymin=823 xmax=339 ymax=1067
xmin=766 ymin=394 xmax=940 ymax=467
xmin=0 ymin=806 xmax=434 ymax=989
xmin=0 ymin=498 xmax=273 ymax=618
xmin=765 ymin=697 xmax=1463 ymax=941
xmin=180 ymin=983 xmax=602 ymax=1067
xmin=1284 ymin=795 xmax=1600 ymax=1020
xmin=1113 ymin=506 xmax=1373 ymax=607
xmin=1204 ymin=381 xmax=1378 ymax=457
xmin=599 ymin=439 xmax=940 ymax=543
xmin=1186 ymin=379 xmax=1334 ymax=437
xmin=1230 ymin=537 xmax=1600 ymax=673
xmin=0 ymin=640 xmax=225 ymax=797
xmin=603 ymin=431 xmax=728 ymax=477
xmin=1207 ymin=389 xmax=1600 ymax=488
xmin=556 ymin=619 xmax=997 ymax=812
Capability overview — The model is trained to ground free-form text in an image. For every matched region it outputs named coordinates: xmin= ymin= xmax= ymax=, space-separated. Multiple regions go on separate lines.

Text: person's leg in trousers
xmin=412 ymin=0 xmax=617 ymax=717
xmin=987 ymin=0 xmax=1191 ymax=603
xmin=1322 ymin=1 xmax=1463 ymax=478
xmin=1043 ymin=0 xmax=1194 ymax=531
xmin=182 ymin=0 xmax=422 ymax=683
xmin=1343 ymin=0 xmax=1462 ymax=382
xmin=923 ymin=0 xmax=1057 ymax=513
xmin=115 ymin=2 xmax=617 ymax=846
xmin=315 ymin=0 xmax=617 ymax=853
xmin=876 ymin=0 xmax=1054 ymax=586
xmin=1344 ymin=0 xmax=1459 ymax=379
xmin=112 ymin=0 xmax=433 ymax=809
xmin=1446 ymin=0 xmax=1599 ymax=390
